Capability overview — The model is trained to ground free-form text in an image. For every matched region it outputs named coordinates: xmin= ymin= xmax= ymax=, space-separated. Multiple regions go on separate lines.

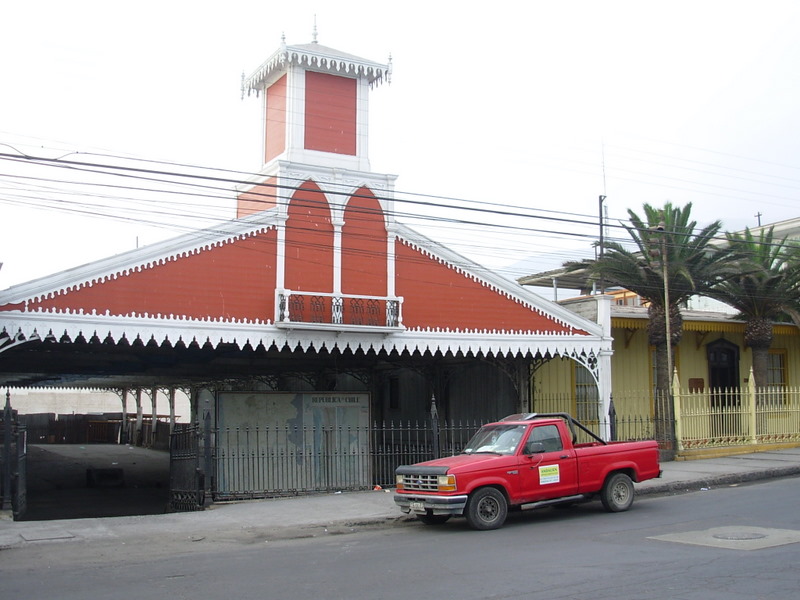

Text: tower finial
xmin=312 ymin=15 xmax=318 ymax=43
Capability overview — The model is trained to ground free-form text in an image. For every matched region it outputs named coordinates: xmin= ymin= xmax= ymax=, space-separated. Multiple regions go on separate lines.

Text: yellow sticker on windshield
xmin=539 ymin=464 xmax=560 ymax=485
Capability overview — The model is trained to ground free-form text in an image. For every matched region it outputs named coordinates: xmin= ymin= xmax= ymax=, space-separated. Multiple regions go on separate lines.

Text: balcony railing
xmin=276 ymin=290 xmax=403 ymax=330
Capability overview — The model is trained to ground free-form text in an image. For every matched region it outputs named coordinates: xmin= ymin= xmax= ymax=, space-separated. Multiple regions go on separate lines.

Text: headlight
xmin=437 ymin=474 xmax=457 ymax=492
xmin=395 ymin=474 xmax=404 ymax=489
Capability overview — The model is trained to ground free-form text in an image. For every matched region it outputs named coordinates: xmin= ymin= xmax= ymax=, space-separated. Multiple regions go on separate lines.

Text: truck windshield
xmin=463 ymin=424 xmax=525 ymax=455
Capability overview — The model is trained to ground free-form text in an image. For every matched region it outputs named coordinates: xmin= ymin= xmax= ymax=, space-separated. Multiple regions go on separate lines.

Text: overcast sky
xmin=2 ymin=1 xmax=799 ymax=289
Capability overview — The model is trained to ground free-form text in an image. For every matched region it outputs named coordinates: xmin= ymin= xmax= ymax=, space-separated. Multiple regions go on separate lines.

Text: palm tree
xmin=706 ymin=227 xmax=800 ymax=387
xmin=565 ymin=202 xmax=737 ymax=445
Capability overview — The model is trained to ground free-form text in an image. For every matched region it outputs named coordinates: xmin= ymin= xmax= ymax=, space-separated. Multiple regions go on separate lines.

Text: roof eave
xmin=243 ymin=43 xmax=391 ymax=95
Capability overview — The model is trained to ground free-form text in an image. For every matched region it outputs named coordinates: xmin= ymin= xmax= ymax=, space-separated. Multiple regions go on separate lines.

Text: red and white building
xmin=0 ymin=37 xmax=613 ymax=488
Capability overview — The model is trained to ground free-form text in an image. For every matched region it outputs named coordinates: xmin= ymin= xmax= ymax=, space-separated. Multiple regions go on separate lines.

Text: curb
xmin=636 ymin=465 xmax=800 ymax=497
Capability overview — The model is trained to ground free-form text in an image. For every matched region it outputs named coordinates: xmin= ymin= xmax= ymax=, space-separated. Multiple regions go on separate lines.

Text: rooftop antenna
xmin=755 ymin=212 xmax=763 ymax=227
xmin=312 ymin=15 xmax=318 ymax=43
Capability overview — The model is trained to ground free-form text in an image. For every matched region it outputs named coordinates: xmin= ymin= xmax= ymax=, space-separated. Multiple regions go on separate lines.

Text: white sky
xmin=1 ymin=0 xmax=799 ymax=289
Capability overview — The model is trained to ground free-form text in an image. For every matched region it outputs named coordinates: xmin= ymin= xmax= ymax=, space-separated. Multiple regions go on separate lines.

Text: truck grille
xmin=398 ymin=473 xmax=439 ymax=492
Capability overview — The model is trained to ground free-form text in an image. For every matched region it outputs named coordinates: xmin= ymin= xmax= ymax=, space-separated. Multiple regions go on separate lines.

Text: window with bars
xmin=766 ymin=351 xmax=787 ymax=388
xmin=575 ymin=365 xmax=599 ymax=423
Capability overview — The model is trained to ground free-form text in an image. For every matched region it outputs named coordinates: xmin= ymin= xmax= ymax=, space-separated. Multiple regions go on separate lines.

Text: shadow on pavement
xmin=23 ymin=444 xmax=170 ymax=521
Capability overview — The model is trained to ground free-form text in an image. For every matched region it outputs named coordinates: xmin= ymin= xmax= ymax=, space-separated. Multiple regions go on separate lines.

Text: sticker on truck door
xmin=538 ymin=464 xmax=560 ymax=484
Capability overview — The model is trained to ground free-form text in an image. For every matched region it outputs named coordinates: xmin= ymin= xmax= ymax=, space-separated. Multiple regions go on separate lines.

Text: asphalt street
xmin=2 ymin=444 xmax=800 ymax=555
xmin=3 ymin=477 xmax=800 ymax=600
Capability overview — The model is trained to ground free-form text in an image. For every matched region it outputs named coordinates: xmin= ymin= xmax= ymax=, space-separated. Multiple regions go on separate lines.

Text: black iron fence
xmin=208 ymin=414 xmax=675 ymax=500
xmin=206 ymin=411 xmax=686 ymax=501
xmin=211 ymin=419 xmax=482 ymax=500
xmin=169 ymin=423 xmax=204 ymax=511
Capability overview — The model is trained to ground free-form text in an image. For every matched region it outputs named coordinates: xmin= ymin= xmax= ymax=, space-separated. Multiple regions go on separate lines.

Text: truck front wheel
xmin=601 ymin=472 xmax=634 ymax=512
xmin=465 ymin=487 xmax=508 ymax=530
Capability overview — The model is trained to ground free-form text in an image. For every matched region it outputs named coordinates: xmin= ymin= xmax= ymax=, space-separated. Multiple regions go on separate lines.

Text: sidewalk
xmin=2 ymin=447 xmax=800 ymax=550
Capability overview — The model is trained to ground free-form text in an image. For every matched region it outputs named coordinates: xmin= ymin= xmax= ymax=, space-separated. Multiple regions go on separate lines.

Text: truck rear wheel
xmin=601 ymin=472 xmax=634 ymax=512
xmin=465 ymin=487 xmax=507 ymax=530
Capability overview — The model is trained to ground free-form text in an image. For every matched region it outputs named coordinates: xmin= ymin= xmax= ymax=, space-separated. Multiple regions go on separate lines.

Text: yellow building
xmin=520 ymin=214 xmax=800 ymax=454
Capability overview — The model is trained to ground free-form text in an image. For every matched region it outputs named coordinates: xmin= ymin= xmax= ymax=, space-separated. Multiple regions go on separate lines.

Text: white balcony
xmin=275 ymin=290 xmax=404 ymax=333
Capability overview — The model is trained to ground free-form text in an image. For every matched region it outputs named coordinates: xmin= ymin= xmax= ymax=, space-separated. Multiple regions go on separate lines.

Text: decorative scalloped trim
xmin=402 ymin=326 xmax=589 ymax=336
xmin=245 ymin=46 xmax=389 ymax=95
xmin=3 ymin=321 xmax=604 ymax=361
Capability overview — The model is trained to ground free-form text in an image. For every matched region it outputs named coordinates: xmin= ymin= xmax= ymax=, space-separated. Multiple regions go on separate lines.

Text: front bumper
xmin=394 ymin=493 xmax=469 ymax=516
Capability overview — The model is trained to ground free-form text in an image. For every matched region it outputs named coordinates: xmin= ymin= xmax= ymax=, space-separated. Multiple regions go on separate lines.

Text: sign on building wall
xmin=216 ymin=392 xmax=370 ymax=496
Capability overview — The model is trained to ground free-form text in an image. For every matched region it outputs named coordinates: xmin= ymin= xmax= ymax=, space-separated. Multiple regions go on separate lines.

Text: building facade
xmin=0 ymin=37 xmax=614 ymax=497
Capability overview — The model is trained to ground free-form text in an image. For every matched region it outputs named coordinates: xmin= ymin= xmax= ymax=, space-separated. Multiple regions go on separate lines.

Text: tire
xmin=465 ymin=487 xmax=508 ymax=530
xmin=417 ymin=513 xmax=451 ymax=525
xmin=600 ymin=472 xmax=635 ymax=512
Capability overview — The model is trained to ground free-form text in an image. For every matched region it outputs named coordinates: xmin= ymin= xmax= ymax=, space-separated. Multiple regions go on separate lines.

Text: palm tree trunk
xmin=746 ymin=317 xmax=773 ymax=388
xmin=751 ymin=346 xmax=770 ymax=388
xmin=653 ymin=342 xmax=676 ymax=452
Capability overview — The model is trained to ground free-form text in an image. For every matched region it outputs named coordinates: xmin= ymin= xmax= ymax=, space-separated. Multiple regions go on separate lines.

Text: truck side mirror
xmin=524 ymin=441 xmax=545 ymax=455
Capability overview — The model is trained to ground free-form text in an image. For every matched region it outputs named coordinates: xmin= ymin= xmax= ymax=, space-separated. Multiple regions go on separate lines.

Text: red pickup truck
xmin=394 ymin=413 xmax=661 ymax=530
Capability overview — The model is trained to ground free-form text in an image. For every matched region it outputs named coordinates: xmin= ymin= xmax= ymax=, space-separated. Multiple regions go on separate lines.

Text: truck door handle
xmin=560 ymin=455 xmax=569 ymax=459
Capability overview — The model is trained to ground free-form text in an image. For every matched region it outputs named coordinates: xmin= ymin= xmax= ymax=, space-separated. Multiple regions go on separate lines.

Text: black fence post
xmin=2 ymin=390 xmax=12 ymax=511
xmin=430 ymin=396 xmax=440 ymax=459
xmin=608 ymin=396 xmax=617 ymax=442
xmin=203 ymin=412 xmax=213 ymax=505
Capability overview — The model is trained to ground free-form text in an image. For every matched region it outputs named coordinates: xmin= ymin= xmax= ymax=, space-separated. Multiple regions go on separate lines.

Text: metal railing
xmin=211 ymin=419 xmax=481 ymax=500
xmin=538 ymin=384 xmax=800 ymax=452
xmin=611 ymin=384 xmax=800 ymax=450
xmin=276 ymin=290 xmax=403 ymax=328
xmin=676 ymin=384 xmax=800 ymax=450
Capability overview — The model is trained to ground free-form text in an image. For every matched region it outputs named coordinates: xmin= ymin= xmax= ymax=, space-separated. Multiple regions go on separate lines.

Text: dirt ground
xmin=23 ymin=444 xmax=170 ymax=521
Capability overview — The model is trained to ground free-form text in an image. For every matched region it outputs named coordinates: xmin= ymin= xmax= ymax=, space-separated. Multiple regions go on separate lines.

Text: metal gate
xmin=1 ymin=399 xmax=26 ymax=520
xmin=168 ymin=424 xmax=204 ymax=511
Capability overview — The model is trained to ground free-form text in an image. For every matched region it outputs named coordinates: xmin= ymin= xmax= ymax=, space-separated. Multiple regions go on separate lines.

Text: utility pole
xmin=598 ymin=195 xmax=606 ymax=293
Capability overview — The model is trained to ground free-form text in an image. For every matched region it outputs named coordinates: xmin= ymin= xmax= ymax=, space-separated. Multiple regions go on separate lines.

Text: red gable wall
xmin=1 ymin=183 xmax=586 ymax=336
xmin=10 ymin=230 xmax=278 ymax=322
xmin=395 ymin=241 xmax=586 ymax=334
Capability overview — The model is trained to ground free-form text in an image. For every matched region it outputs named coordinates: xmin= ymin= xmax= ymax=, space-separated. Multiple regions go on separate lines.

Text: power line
xmin=0 ymin=147 xmax=797 ymax=290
